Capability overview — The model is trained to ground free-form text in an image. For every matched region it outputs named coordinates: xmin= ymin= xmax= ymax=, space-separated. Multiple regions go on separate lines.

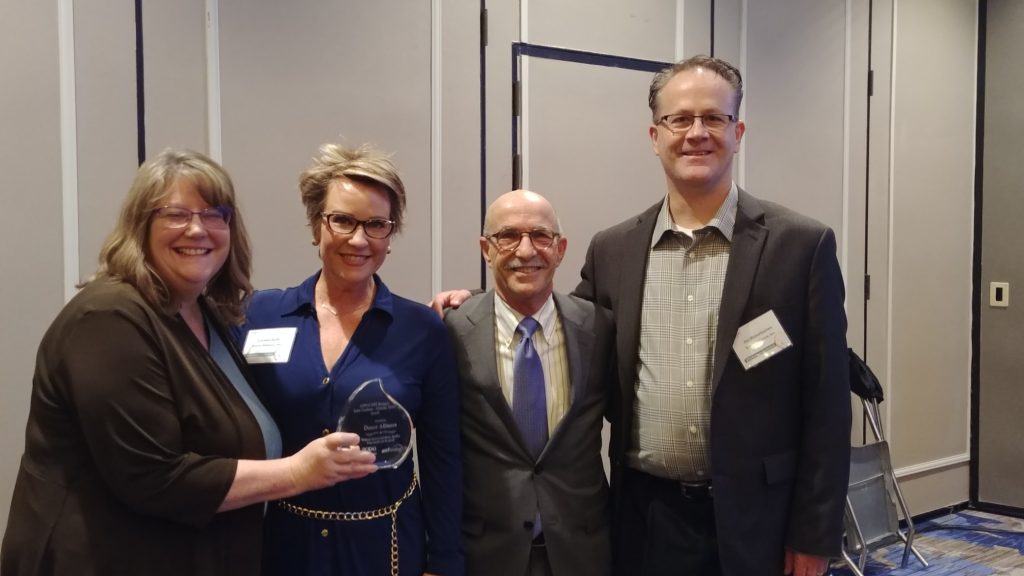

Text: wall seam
xmin=205 ymin=0 xmax=222 ymax=161
xmin=841 ymin=0 xmax=852 ymax=280
xmin=885 ymin=0 xmax=898 ymax=447
xmin=58 ymin=0 xmax=79 ymax=302
xmin=431 ymin=0 xmax=443 ymax=295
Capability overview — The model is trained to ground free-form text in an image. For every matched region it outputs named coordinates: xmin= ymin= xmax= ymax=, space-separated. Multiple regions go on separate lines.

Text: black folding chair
xmin=841 ymin=350 xmax=927 ymax=575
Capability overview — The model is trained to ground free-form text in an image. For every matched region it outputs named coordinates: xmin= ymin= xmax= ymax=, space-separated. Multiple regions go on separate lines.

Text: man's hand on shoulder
xmin=429 ymin=289 xmax=474 ymax=317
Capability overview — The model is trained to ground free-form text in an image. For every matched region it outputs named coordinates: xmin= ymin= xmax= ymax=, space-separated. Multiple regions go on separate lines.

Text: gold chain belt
xmin=277 ymin=473 xmax=418 ymax=576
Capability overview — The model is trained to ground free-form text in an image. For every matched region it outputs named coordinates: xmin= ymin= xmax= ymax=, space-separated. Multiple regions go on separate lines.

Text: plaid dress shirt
xmin=627 ymin=185 xmax=737 ymax=481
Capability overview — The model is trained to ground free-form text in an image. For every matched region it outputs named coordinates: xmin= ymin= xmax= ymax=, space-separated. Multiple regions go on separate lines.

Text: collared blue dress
xmin=240 ymin=272 xmax=463 ymax=576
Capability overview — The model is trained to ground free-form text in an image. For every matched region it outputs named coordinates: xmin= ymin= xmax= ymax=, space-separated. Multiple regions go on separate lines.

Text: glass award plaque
xmin=337 ymin=378 xmax=413 ymax=469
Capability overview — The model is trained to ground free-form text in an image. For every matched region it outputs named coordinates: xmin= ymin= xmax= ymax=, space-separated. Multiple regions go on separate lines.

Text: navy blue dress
xmin=240 ymin=273 xmax=463 ymax=576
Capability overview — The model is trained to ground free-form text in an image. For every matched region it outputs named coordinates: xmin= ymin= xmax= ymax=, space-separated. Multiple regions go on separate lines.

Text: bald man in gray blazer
xmin=445 ymin=190 xmax=613 ymax=576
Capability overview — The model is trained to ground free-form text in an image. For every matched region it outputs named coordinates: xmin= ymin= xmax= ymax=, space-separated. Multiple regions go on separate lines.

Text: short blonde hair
xmin=91 ymin=149 xmax=253 ymax=324
xmin=300 ymin=143 xmax=407 ymax=243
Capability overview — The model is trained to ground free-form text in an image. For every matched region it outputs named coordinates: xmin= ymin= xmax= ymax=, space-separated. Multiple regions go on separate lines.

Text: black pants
xmin=614 ymin=468 xmax=721 ymax=576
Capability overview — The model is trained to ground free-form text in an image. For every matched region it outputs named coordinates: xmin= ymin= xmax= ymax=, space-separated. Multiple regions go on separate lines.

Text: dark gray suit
xmin=575 ymin=190 xmax=851 ymax=576
xmin=445 ymin=291 xmax=613 ymax=576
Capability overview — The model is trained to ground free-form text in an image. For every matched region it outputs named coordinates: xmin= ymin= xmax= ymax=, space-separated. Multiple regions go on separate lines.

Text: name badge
xmin=732 ymin=310 xmax=793 ymax=370
xmin=242 ymin=328 xmax=298 ymax=364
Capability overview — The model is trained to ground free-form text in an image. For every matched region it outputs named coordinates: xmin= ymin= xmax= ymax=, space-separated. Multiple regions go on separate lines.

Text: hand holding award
xmin=337 ymin=378 xmax=413 ymax=469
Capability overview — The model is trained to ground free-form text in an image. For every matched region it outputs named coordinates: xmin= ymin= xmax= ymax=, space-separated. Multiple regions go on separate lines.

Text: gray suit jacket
xmin=575 ymin=190 xmax=851 ymax=576
xmin=445 ymin=291 xmax=613 ymax=576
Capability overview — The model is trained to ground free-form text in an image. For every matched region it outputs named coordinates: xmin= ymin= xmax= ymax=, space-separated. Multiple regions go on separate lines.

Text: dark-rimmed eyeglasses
xmin=486 ymin=228 xmax=560 ymax=252
xmin=321 ymin=212 xmax=395 ymax=239
xmin=657 ymin=113 xmax=736 ymax=134
xmin=152 ymin=205 xmax=232 ymax=230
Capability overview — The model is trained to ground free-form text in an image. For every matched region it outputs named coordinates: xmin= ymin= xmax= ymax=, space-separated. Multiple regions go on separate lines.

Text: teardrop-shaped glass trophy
xmin=337 ymin=378 xmax=413 ymax=469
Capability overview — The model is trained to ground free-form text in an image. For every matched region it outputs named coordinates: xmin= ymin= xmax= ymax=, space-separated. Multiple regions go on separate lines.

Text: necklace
xmin=317 ymin=280 xmax=374 ymax=318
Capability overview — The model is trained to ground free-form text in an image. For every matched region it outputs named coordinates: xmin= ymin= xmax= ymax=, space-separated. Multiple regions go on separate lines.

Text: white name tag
xmin=732 ymin=310 xmax=793 ymax=370
xmin=242 ymin=328 xmax=298 ymax=364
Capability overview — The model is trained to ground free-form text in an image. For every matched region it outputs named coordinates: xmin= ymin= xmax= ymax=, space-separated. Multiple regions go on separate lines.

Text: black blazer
xmin=574 ymin=190 xmax=851 ymax=576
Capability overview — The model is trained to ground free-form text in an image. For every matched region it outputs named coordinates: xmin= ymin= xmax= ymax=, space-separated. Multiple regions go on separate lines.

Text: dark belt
xmin=628 ymin=467 xmax=713 ymax=500
xmin=679 ymin=480 xmax=713 ymax=500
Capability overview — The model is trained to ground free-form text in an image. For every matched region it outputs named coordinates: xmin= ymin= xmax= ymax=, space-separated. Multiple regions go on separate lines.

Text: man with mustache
xmin=434 ymin=55 xmax=850 ymax=576
xmin=444 ymin=190 xmax=613 ymax=576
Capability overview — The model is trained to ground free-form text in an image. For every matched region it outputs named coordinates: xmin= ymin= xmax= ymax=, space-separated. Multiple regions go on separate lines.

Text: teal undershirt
xmin=207 ymin=318 xmax=283 ymax=459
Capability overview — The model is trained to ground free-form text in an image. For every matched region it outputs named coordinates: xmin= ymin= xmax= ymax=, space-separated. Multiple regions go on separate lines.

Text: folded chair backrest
xmin=849 ymin=348 xmax=885 ymax=402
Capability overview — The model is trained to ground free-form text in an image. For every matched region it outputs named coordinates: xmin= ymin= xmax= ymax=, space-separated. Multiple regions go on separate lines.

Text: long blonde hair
xmin=90 ymin=149 xmax=253 ymax=324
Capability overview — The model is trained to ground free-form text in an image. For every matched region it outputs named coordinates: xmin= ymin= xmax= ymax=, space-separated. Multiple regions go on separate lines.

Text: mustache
xmin=503 ymin=258 xmax=545 ymax=270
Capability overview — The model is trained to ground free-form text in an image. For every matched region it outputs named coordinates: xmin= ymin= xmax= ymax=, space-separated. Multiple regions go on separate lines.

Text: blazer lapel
xmin=711 ymin=189 xmax=767 ymax=397
xmin=617 ymin=201 xmax=661 ymax=410
xmin=464 ymin=292 xmax=537 ymax=459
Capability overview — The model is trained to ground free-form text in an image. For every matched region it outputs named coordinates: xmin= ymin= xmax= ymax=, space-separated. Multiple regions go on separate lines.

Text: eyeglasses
xmin=321 ymin=212 xmax=396 ymax=239
xmin=657 ymin=113 xmax=736 ymax=134
xmin=153 ymin=205 xmax=232 ymax=230
xmin=486 ymin=228 xmax=560 ymax=252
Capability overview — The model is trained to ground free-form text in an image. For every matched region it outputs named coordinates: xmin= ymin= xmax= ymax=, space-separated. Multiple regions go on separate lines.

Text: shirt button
xmin=686 ymin=337 xmax=693 ymax=345
xmin=321 ymin=528 xmax=329 ymax=538
xmin=697 ymin=469 xmax=705 ymax=476
xmin=686 ymin=380 xmax=694 ymax=388
xmin=322 ymin=377 xmax=330 ymax=386
xmin=689 ymin=425 xmax=697 ymax=434
xmin=688 ymin=252 xmax=696 ymax=259
xmin=687 ymin=295 xmax=694 ymax=302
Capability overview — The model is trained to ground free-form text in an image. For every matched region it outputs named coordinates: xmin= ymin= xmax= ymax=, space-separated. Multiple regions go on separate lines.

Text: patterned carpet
xmin=832 ymin=510 xmax=1024 ymax=575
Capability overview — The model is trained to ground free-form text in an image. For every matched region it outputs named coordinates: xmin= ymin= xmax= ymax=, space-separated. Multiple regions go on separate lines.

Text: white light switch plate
xmin=990 ymin=282 xmax=1010 ymax=308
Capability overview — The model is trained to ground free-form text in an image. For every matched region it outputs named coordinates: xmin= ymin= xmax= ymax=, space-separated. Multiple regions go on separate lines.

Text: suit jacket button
xmin=534 ymin=464 xmax=544 ymax=474
xmin=523 ymin=520 xmax=534 ymax=531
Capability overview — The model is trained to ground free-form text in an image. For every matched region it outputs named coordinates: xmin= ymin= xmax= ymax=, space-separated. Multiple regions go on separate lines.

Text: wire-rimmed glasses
xmin=656 ymin=113 xmax=736 ymax=134
xmin=485 ymin=228 xmax=560 ymax=252
xmin=152 ymin=205 xmax=233 ymax=230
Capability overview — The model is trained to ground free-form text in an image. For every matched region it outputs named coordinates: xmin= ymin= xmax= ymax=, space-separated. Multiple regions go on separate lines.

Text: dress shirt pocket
xmin=762 ymin=450 xmax=798 ymax=486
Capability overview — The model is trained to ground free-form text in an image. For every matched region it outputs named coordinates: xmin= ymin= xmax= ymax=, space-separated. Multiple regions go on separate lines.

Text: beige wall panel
xmin=526 ymin=0 xmax=675 ymax=62
xmin=743 ymin=0 xmax=847 ymax=242
xmin=522 ymin=59 xmax=666 ymax=292
xmin=484 ymin=0 xmax=520 ymax=244
xmin=440 ymin=0 xmax=484 ymax=291
xmin=74 ymin=0 xmax=139 ymax=279
xmin=978 ymin=0 xmax=1024 ymax=508
xmin=844 ymin=0 xmax=871 ymax=366
xmin=865 ymin=0 xmax=895 ymax=440
xmin=682 ymin=0 xmax=712 ymax=57
xmin=219 ymin=0 xmax=433 ymax=300
xmin=899 ymin=463 xmax=969 ymax=519
xmin=888 ymin=0 xmax=974 ymax=468
xmin=0 ymin=0 xmax=65 ymax=537
xmin=143 ymin=0 xmax=208 ymax=154
xmin=709 ymin=0 xmax=741 ymax=63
